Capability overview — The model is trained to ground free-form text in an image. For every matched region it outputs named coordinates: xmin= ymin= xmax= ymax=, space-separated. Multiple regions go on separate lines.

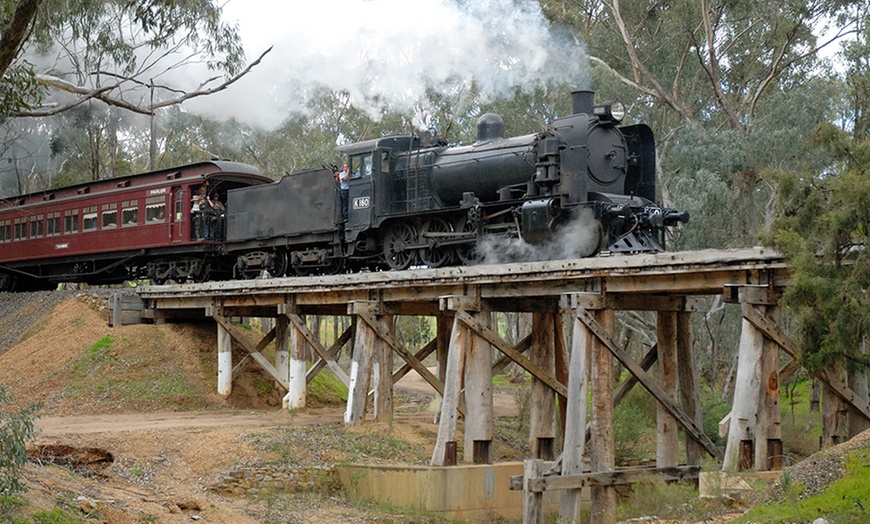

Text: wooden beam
xmin=456 ymin=310 xmax=568 ymax=400
xmin=742 ymin=305 xmax=870 ymax=422
xmin=576 ymin=308 xmax=724 ymax=461
xmin=491 ymin=334 xmax=532 ymax=376
xmin=306 ymin=322 xmax=353 ymax=383
xmin=367 ymin=338 xmax=437 ymax=404
xmin=357 ymin=312 xmax=446 ymax=398
xmin=284 ymin=313 xmax=350 ymax=388
xmin=214 ymin=315 xmax=287 ymax=389
xmin=431 ymin=315 xmax=467 ymax=466
xmin=512 ymin=465 xmax=701 ymax=492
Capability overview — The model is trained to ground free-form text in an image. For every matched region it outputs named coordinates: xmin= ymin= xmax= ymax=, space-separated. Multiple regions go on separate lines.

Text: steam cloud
xmin=188 ymin=0 xmax=590 ymax=129
xmin=478 ymin=207 xmax=603 ymax=264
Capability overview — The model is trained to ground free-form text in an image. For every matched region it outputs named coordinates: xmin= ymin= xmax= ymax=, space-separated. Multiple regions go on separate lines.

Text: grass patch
xmin=28 ymin=507 xmax=88 ymax=524
xmin=246 ymin=424 xmax=429 ymax=466
xmin=738 ymin=449 xmax=870 ymax=523
xmin=62 ymin=335 xmax=200 ymax=407
xmin=306 ymin=368 xmax=348 ymax=407
xmin=616 ymin=476 xmax=703 ymax=522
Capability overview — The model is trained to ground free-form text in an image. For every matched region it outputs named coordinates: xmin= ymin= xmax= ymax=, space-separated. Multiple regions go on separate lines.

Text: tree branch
xmin=0 ymin=0 xmax=41 ymax=78
xmin=13 ymin=47 xmax=272 ymax=118
xmin=605 ymin=0 xmax=696 ymax=123
xmin=701 ymin=0 xmax=742 ymax=130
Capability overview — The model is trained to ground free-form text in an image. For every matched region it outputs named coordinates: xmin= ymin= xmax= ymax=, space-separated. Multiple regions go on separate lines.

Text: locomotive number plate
xmin=353 ymin=197 xmax=371 ymax=210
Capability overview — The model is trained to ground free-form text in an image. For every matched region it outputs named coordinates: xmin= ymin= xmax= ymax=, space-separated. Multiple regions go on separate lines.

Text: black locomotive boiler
xmin=226 ymin=90 xmax=688 ymax=278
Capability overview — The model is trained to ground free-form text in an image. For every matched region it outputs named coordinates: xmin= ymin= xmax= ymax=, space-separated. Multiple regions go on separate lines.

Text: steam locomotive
xmin=227 ymin=90 xmax=687 ymax=277
xmin=0 ymin=90 xmax=687 ymax=291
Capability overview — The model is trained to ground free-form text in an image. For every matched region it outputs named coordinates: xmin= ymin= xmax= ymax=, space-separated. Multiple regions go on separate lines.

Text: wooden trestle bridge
xmin=126 ymin=246 xmax=869 ymax=522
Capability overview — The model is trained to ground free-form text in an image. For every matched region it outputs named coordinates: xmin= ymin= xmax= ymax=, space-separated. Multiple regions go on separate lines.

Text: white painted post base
xmin=284 ymin=357 xmax=307 ymax=410
xmin=217 ymin=322 xmax=232 ymax=396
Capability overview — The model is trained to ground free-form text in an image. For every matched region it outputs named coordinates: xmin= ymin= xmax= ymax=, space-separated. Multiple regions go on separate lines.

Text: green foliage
xmin=739 ymin=449 xmax=870 ymax=523
xmin=30 ymin=507 xmax=87 ymax=523
xmin=306 ymin=369 xmax=348 ymax=407
xmin=0 ymin=64 xmax=44 ymax=119
xmin=765 ymin=126 xmax=870 ymax=371
xmin=247 ymin=424 xmax=429 ymax=467
xmin=613 ymin=388 xmax=655 ymax=460
xmin=63 ymin=335 xmax=199 ymax=407
xmin=0 ymin=386 xmax=41 ymax=513
xmin=616 ymin=476 xmax=701 ymax=522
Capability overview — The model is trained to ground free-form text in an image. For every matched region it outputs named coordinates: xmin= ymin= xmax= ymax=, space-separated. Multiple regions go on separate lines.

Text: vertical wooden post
xmin=374 ymin=316 xmax=394 ymax=423
xmin=431 ymin=314 xmax=466 ymax=466
xmin=285 ymin=314 xmax=307 ymax=410
xmin=345 ymin=316 xmax=375 ymax=425
xmin=758 ymin=306 xmax=781 ymax=470
xmin=433 ymin=314 xmax=452 ymax=419
xmin=822 ymin=362 xmax=849 ymax=447
xmin=724 ymin=303 xmax=764 ymax=471
xmin=275 ymin=315 xmax=289 ymax=388
xmin=847 ymin=338 xmax=870 ymax=438
xmin=523 ymin=458 xmax=545 ymax=524
xmin=530 ymin=312 xmax=557 ymax=460
xmin=111 ymin=293 xmax=122 ymax=327
xmin=656 ymin=310 xmax=678 ymax=468
xmin=217 ymin=321 xmax=232 ymax=396
xmin=559 ymin=312 xmax=591 ymax=522
xmin=676 ymin=311 xmax=704 ymax=466
xmin=554 ymin=312 xmax=569 ymax=442
xmin=590 ymin=309 xmax=616 ymax=523
xmin=464 ymin=311 xmax=493 ymax=464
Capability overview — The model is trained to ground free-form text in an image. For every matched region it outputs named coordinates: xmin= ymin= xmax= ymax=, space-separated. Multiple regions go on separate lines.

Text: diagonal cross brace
xmin=742 ymin=304 xmax=870 ymax=422
xmin=575 ymin=308 xmax=724 ymax=461
xmin=456 ymin=310 xmax=568 ymax=400
xmin=214 ymin=315 xmax=287 ymax=390
xmin=356 ymin=312 xmax=447 ymax=400
xmin=284 ymin=313 xmax=350 ymax=388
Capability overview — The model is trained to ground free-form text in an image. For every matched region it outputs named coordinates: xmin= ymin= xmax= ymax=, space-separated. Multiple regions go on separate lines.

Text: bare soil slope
xmin=0 ymin=294 xmax=459 ymax=523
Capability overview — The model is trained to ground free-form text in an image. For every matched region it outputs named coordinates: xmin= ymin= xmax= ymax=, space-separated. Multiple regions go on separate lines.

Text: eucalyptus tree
xmin=762 ymin=8 xmax=870 ymax=439
xmin=0 ymin=0 xmax=266 ymax=195
xmin=541 ymin=0 xmax=859 ymax=247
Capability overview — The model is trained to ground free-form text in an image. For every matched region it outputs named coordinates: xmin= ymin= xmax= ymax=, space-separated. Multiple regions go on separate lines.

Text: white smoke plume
xmin=478 ymin=207 xmax=603 ymax=264
xmin=187 ymin=0 xmax=589 ymax=129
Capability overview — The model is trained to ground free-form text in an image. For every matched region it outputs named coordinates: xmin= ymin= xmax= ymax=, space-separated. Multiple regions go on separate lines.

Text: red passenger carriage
xmin=0 ymin=161 xmax=270 ymax=291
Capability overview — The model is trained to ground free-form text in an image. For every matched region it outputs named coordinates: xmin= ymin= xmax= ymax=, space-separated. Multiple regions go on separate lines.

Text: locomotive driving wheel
xmin=383 ymin=221 xmax=418 ymax=270
xmin=419 ymin=217 xmax=453 ymax=268
xmin=454 ymin=216 xmax=479 ymax=265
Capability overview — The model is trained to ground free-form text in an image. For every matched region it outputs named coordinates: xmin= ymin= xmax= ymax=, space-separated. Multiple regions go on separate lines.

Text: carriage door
xmin=170 ymin=187 xmax=185 ymax=242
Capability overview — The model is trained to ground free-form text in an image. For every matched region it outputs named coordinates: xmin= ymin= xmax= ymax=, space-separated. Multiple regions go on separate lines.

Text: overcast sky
xmin=185 ymin=0 xmax=589 ymax=129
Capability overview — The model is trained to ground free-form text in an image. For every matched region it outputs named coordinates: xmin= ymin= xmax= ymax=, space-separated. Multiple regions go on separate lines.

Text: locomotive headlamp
xmin=593 ymin=100 xmax=626 ymax=123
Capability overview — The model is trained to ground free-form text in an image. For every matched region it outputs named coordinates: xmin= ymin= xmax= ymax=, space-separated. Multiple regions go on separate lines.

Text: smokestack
xmin=571 ymin=90 xmax=595 ymax=115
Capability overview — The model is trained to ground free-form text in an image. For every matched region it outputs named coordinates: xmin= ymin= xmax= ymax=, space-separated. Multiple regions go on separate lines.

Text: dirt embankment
xmin=0 ymin=292 xmax=455 ymax=523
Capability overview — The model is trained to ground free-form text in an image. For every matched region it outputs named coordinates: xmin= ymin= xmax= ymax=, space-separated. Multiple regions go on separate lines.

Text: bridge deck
xmin=137 ymin=247 xmax=788 ymax=316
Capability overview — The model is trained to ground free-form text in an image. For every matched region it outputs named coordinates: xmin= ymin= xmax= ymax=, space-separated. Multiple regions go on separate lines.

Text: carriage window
xmin=13 ymin=218 xmax=26 ymax=240
xmin=101 ymin=203 xmax=117 ymax=229
xmin=46 ymin=212 xmax=61 ymax=236
xmin=64 ymin=209 xmax=79 ymax=233
xmin=29 ymin=215 xmax=44 ymax=238
xmin=174 ymin=189 xmax=183 ymax=220
xmin=145 ymin=196 xmax=166 ymax=222
xmin=122 ymin=199 xmax=138 ymax=226
xmin=0 ymin=220 xmax=11 ymax=242
xmin=82 ymin=206 xmax=98 ymax=231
